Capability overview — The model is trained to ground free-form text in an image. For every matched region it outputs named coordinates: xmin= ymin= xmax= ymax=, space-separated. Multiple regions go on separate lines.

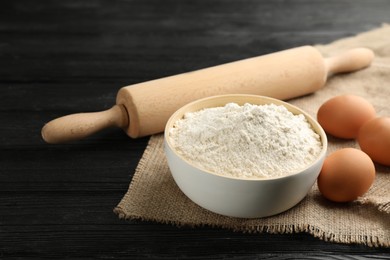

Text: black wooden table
xmin=2 ymin=0 xmax=390 ymax=258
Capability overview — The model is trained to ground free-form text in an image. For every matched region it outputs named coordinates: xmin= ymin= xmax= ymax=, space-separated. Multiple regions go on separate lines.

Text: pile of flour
xmin=169 ymin=102 xmax=322 ymax=179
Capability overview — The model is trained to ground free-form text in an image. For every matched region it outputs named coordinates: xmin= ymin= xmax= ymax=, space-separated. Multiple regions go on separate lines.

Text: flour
xmin=169 ymin=103 xmax=322 ymax=179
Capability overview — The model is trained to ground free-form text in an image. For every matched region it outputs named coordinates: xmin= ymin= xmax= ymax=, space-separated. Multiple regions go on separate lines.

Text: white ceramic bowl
xmin=164 ymin=94 xmax=327 ymax=218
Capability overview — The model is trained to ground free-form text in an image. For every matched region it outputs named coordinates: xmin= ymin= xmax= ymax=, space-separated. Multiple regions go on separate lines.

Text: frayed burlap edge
xmin=114 ymin=135 xmax=159 ymax=220
xmin=114 ymin=210 xmax=388 ymax=248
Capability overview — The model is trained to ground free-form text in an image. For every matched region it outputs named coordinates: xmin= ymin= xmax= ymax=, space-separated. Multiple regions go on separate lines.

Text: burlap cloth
xmin=114 ymin=25 xmax=390 ymax=247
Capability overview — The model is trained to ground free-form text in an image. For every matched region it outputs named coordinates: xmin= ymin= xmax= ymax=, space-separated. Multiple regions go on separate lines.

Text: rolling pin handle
xmin=324 ymin=47 xmax=375 ymax=76
xmin=41 ymin=104 xmax=129 ymax=144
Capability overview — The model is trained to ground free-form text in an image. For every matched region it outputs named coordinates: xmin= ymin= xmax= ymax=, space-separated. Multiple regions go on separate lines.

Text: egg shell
xmin=317 ymin=95 xmax=376 ymax=139
xmin=317 ymin=148 xmax=375 ymax=202
xmin=358 ymin=117 xmax=390 ymax=166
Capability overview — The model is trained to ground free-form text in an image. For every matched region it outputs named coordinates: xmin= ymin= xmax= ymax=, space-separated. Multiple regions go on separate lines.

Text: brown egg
xmin=317 ymin=95 xmax=376 ymax=139
xmin=358 ymin=117 xmax=390 ymax=166
xmin=317 ymin=148 xmax=375 ymax=202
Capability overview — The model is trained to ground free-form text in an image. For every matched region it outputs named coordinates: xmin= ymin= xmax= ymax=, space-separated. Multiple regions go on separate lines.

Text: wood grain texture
xmin=1 ymin=0 xmax=390 ymax=258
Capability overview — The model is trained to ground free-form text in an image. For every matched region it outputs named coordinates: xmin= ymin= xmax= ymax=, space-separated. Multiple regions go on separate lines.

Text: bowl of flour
xmin=164 ymin=94 xmax=327 ymax=218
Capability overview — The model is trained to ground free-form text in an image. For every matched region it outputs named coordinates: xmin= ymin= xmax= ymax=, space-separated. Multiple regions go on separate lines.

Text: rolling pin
xmin=41 ymin=46 xmax=374 ymax=143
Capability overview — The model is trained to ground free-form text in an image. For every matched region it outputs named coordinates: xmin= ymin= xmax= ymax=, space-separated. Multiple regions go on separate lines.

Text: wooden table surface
xmin=1 ymin=0 xmax=390 ymax=258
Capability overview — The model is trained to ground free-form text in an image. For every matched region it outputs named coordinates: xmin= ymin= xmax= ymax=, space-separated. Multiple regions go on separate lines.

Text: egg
xmin=317 ymin=148 xmax=375 ymax=202
xmin=358 ymin=117 xmax=390 ymax=166
xmin=317 ymin=95 xmax=376 ymax=139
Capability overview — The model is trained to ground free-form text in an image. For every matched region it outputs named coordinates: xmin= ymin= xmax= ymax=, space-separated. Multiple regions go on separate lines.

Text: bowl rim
xmin=164 ymin=94 xmax=328 ymax=181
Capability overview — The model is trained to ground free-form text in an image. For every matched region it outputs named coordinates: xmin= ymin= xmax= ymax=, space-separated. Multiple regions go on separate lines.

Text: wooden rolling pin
xmin=41 ymin=46 xmax=374 ymax=143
